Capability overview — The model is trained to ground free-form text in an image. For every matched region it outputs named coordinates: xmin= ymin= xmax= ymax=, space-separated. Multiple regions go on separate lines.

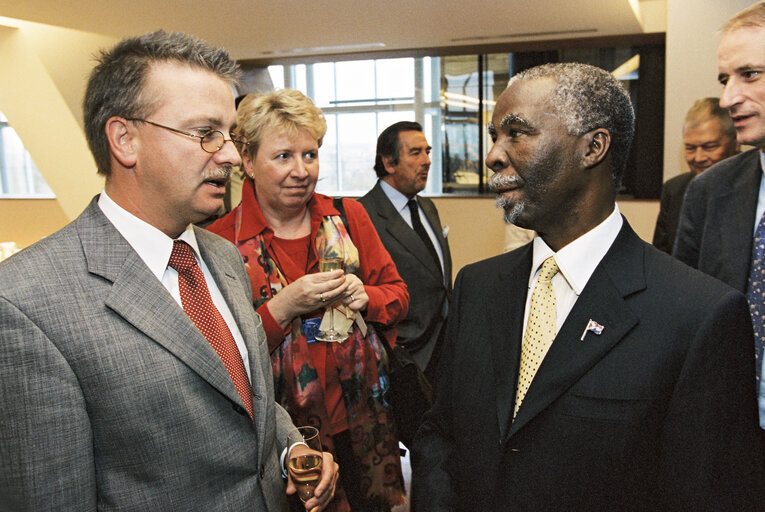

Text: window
xmin=0 ymin=110 xmax=54 ymax=198
xmin=260 ymin=35 xmax=665 ymax=198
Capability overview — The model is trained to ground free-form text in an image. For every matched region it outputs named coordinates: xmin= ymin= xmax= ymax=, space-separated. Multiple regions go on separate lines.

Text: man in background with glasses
xmin=0 ymin=31 xmax=338 ymax=511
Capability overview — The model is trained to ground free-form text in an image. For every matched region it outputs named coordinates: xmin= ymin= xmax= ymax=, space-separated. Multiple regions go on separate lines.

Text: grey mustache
xmin=489 ymin=173 xmax=520 ymax=191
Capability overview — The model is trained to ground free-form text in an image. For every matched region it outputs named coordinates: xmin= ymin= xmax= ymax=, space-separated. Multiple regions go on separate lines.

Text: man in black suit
xmin=652 ymin=97 xmax=738 ymax=253
xmin=359 ymin=121 xmax=452 ymax=384
xmin=411 ymin=62 xmax=763 ymax=511
xmin=674 ymin=1 xmax=765 ymax=430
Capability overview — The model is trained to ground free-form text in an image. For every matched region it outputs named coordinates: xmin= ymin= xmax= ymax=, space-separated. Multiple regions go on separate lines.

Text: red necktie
xmin=168 ymin=240 xmax=253 ymax=418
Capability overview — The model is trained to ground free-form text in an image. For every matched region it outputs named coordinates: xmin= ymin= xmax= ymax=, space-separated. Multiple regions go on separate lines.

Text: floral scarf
xmin=233 ymin=203 xmax=405 ymax=510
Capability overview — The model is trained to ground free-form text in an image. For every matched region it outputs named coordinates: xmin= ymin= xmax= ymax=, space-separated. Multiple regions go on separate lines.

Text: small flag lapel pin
xmin=580 ymin=319 xmax=605 ymax=341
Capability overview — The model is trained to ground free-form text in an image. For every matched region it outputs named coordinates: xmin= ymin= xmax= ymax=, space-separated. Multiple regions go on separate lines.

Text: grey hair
xmin=509 ymin=62 xmax=635 ymax=188
xmin=684 ymin=97 xmax=736 ymax=142
xmin=83 ymin=30 xmax=240 ymax=176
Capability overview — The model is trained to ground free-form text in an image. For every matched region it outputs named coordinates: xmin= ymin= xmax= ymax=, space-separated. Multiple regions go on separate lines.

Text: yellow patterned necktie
xmin=514 ymin=256 xmax=559 ymax=418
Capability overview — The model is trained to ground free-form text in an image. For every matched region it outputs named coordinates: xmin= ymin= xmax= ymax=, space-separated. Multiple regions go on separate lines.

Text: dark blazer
xmin=412 ymin=219 xmax=764 ymax=511
xmin=0 ymin=198 xmax=300 ymax=511
xmin=674 ymin=148 xmax=762 ymax=292
xmin=359 ymin=181 xmax=452 ymax=371
xmin=653 ymin=171 xmax=694 ymax=254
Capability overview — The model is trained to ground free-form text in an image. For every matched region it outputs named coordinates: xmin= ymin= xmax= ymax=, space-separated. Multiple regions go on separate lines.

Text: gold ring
xmin=320 ymin=293 xmax=325 ymax=302
xmin=350 ymin=295 xmax=355 ymax=302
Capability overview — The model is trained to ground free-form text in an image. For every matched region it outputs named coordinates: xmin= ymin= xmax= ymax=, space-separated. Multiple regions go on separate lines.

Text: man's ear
xmin=382 ymin=156 xmax=397 ymax=175
xmin=106 ymin=117 xmax=137 ymax=169
xmin=581 ymin=129 xmax=611 ymax=169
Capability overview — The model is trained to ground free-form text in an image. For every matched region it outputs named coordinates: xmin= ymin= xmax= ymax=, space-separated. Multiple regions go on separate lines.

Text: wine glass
xmin=315 ymin=242 xmax=349 ymax=342
xmin=287 ymin=426 xmax=324 ymax=503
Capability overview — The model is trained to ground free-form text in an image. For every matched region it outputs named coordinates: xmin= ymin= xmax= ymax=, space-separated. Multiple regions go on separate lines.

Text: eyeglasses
xmin=126 ymin=118 xmax=247 ymax=153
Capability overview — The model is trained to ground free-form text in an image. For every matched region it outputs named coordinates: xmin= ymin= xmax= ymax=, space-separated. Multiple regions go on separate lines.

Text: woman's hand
xmin=341 ymin=273 xmax=369 ymax=312
xmin=267 ymin=270 xmax=348 ymax=327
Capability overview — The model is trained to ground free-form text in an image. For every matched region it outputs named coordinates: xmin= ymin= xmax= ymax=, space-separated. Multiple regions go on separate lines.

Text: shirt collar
xmin=530 ymin=204 xmax=623 ymax=295
xmin=97 ymin=190 xmax=200 ymax=281
xmin=236 ymin=178 xmax=339 ymax=243
xmin=379 ymin=179 xmax=412 ymax=214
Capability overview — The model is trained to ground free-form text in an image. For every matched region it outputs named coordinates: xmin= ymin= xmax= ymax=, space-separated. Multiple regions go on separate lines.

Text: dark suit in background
xmin=652 ymin=171 xmax=694 ymax=253
xmin=359 ymin=181 xmax=452 ymax=374
xmin=674 ymin=149 xmax=761 ymax=292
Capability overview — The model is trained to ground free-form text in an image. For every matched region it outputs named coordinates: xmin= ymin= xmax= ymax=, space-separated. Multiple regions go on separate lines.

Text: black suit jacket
xmin=359 ymin=181 xmax=452 ymax=370
xmin=653 ymin=171 xmax=694 ymax=254
xmin=412 ymin=219 xmax=764 ymax=511
xmin=674 ymin=149 xmax=762 ymax=292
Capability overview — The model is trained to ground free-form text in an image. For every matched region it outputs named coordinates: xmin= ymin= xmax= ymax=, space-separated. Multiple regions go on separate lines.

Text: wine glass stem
xmin=329 ymin=307 xmax=335 ymax=332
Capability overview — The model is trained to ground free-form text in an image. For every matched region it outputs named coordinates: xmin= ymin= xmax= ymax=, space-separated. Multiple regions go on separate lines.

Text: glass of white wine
xmin=287 ymin=426 xmax=324 ymax=504
xmin=315 ymin=253 xmax=349 ymax=342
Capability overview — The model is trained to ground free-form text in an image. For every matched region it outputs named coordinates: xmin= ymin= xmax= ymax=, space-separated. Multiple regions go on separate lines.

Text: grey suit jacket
xmin=359 ymin=181 xmax=452 ymax=370
xmin=0 ymin=198 xmax=300 ymax=511
xmin=413 ymin=219 xmax=765 ymax=511
xmin=674 ymin=148 xmax=762 ymax=292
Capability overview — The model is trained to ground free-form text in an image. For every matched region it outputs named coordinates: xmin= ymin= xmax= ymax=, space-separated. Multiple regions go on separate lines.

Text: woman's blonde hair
xmin=235 ymin=89 xmax=327 ymax=159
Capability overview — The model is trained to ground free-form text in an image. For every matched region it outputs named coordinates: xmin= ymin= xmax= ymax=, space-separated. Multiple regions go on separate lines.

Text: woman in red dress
xmin=208 ymin=89 xmax=408 ymax=512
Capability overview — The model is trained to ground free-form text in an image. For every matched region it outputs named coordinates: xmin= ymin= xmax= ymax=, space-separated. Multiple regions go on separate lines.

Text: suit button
xmin=260 ymin=464 xmax=265 ymax=479
xmin=232 ymin=403 xmax=247 ymax=416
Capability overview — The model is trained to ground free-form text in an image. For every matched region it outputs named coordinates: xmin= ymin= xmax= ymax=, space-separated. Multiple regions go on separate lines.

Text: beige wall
xmin=663 ymin=0 xmax=754 ymax=180
xmin=0 ymin=199 xmax=69 ymax=247
xmin=0 ymin=20 xmax=111 ymax=235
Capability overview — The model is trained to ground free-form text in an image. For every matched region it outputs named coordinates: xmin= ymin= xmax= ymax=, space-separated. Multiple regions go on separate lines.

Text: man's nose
xmin=485 ymin=143 xmax=506 ymax=173
xmin=693 ymin=147 xmax=708 ymax=161
xmin=215 ymin=139 xmax=242 ymax=167
xmin=720 ymin=79 xmax=741 ymax=110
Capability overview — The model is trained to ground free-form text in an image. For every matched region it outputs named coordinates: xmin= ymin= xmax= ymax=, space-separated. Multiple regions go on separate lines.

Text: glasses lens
xmin=201 ymin=131 xmax=225 ymax=153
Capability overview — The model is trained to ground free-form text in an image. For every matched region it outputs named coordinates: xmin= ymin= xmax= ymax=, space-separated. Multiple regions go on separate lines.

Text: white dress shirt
xmin=523 ymin=205 xmax=623 ymax=336
xmin=97 ymin=190 xmax=250 ymax=381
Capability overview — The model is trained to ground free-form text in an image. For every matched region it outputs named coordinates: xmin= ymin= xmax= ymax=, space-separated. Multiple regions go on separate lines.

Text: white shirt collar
xmin=379 ymin=179 xmax=412 ymax=214
xmin=530 ymin=204 xmax=623 ymax=295
xmin=97 ymin=190 xmax=200 ymax=281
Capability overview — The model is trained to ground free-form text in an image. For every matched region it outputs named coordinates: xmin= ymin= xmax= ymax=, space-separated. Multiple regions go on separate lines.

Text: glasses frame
xmin=126 ymin=118 xmax=247 ymax=153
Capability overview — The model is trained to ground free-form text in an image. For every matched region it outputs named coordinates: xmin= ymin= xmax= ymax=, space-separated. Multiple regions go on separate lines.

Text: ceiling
xmin=0 ymin=0 xmax=653 ymax=61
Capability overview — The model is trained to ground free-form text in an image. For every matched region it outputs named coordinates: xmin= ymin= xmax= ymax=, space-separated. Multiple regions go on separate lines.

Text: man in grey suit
xmin=674 ymin=1 xmax=765 ymax=430
xmin=0 ymin=31 xmax=337 ymax=511
xmin=359 ymin=121 xmax=452 ymax=385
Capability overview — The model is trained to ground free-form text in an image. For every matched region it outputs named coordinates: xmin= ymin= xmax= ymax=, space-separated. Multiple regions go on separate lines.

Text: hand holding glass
xmin=288 ymin=426 xmax=324 ymax=503
xmin=315 ymin=256 xmax=349 ymax=342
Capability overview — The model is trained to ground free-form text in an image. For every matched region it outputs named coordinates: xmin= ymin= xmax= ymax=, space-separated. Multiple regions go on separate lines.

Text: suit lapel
xmin=493 ymin=246 xmax=532 ymax=441
xmin=78 ymin=202 xmax=248 ymax=416
xmin=420 ymin=197 xmax=452 ymax=285
xmin=506 ymin=223 xmax=643 ymax=438
xmin=196 ymin=229 xmax=266 ymax=430
xmin=196 ymin=230 xmax=268 ymax=466
xmin=371 ymin=184 xmax=443 ymax=279
xmin=715 ymin=153 xmax=761 ymax=291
